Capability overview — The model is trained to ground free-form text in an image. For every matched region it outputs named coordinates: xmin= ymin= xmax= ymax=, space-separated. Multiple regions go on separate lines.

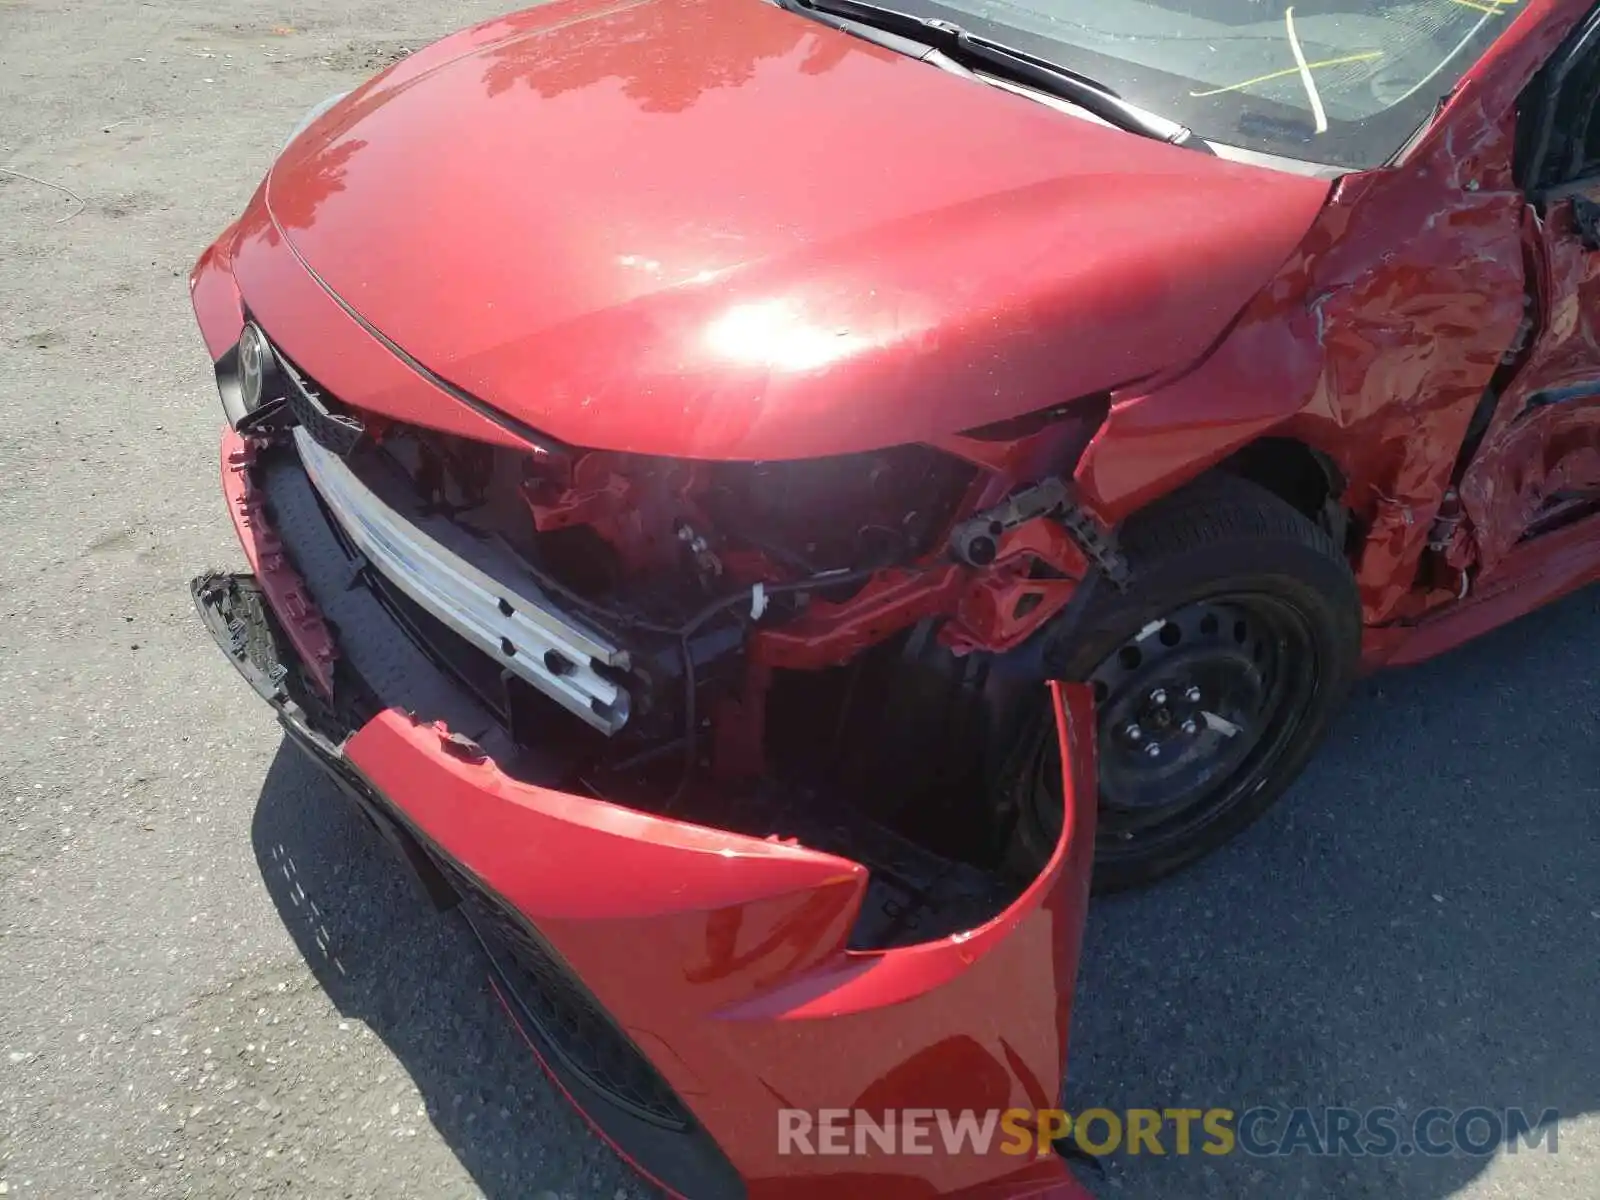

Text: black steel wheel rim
xmin=1021 ymin=592 xmax=1320 ymax=865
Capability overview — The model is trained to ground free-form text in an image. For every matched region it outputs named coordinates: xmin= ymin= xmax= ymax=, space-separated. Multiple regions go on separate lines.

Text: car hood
xmin=265 ymin=0 xmax=1330 ymax=460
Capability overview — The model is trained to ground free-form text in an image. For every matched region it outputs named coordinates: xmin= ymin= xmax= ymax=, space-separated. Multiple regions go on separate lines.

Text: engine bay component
xmin=949 ymin=475 xmax=1131 ymax=587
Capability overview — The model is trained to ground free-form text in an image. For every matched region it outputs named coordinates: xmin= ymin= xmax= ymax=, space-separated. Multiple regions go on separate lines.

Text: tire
xmin=1007 ymin=473 xmax=1362 ymax=893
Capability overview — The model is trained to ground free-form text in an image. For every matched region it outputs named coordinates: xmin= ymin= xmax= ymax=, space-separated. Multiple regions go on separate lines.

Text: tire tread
xmin=1029 ymin=472 xmax=1362 ymax=892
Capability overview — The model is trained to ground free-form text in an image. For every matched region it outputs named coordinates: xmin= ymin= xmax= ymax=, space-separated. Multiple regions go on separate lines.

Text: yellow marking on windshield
xmin=1449 ymin=0 xmax=1514 ymax=11
xmin=1189 ymin=51 xmax=1383 ymax=98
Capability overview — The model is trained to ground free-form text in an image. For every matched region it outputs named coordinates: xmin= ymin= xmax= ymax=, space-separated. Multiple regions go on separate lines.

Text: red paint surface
xmin=212 ymin=191 xmax=540 ymax=451
xmin=1072 ymin=0 xmax=1599 ymax=638
xmin=943 ymin=517 xmax=1090 ymax=656
xmin=493 ymin=964 xmax=1091 ymax=1200
xmin=1458 ymin=195 xmax=1600 ymax=580
xmin=259 ymin=0 xmax=1329 ymax=461
xmin=189 ymin=0 xmax=1600 ymax=1193
xmin=194 ymin=0 xmax=1600 ymax=673
xmin=1379 ymin=510 xmax=1600 ymax=668
xmin=345 ymin=684 xmax=1097 ymax=1199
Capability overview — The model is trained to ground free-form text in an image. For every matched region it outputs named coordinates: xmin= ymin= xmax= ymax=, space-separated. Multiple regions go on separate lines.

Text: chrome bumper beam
xmin=292 ymin=428 xmax=632 ymax=734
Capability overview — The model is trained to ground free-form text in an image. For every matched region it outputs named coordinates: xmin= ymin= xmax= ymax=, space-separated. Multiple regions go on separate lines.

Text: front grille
xmin=444 ymin=863 xmax=695 ymax=1130
xmin=275 ymin=348 xmax=365 ymax=456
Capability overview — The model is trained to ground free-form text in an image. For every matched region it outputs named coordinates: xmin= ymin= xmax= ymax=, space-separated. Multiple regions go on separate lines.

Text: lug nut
xmin=1144 ymin=743 xmax=1162 ymax=759
xmin=1182 ymin=718 xmax=1199 ymax=734
xmin=1149 ymin=688 xmax=1168 ymax=705
xmin=1185 ymin=686 xmax=1202 ymax=702
xmin=1124 ymin=724 xmax=1143 ymax=742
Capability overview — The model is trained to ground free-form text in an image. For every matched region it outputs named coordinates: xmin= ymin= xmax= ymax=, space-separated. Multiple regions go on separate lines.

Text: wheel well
xmin=1215 ymin=437 xmax=1351 ymax=547
xmin=1216 ymin=437 xmax=1339 ymax=516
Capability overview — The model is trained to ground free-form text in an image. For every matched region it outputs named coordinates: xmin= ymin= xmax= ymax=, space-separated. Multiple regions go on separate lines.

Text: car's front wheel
xmin=1005 ymin=473 xmax=1362 ymax=892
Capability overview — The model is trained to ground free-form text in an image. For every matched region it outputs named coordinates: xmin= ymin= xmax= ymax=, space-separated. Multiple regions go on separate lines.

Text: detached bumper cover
xmin=198 ymin=421 xmax=1099 ymax=1200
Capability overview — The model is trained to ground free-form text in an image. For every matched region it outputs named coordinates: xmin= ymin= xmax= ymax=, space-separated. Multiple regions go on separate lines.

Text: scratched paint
xmin=1076 ymin=0 xmax=1595 ymax=632
xmin=1459 ymin=199 xmax=1600 ymax=576
xmin=203 ymin=0 xmax=1598 ymax=655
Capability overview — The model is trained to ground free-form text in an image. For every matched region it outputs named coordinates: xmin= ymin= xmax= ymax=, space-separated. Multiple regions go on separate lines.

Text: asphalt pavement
xmin=2 ymin=2 xmax=1597 ymax=1197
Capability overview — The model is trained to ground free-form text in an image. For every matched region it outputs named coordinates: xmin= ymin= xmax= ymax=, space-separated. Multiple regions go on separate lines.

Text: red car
xmin=190 ymin=0 xmax=1600 ymax=1195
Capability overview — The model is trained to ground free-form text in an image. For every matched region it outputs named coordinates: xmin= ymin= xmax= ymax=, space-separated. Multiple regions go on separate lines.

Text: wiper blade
xmin=784 ymin=0 xmax=1209 ymax=151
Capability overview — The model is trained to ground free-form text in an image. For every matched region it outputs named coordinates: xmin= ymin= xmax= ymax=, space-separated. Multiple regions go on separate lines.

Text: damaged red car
xmin=190 ymin=0 xmax=1600 ymax=1194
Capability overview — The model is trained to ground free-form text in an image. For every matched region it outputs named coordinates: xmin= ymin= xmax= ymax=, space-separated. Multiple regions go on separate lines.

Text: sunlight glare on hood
xmin=702 ymin=298 xmax=872 ymax=372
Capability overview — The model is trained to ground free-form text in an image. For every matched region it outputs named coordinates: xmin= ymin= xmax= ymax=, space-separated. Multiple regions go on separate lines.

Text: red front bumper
xmin=201 ymin=428 xmax=1101 ymax=1199
xmin=346 ymin=696 xmax=1098 ymax=1200
xmin=197 ymin=214 xmax=1102 ymax=1193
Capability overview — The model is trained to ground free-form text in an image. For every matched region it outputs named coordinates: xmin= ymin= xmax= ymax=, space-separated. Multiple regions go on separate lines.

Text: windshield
xmin=888 ymin=0 xmax=1516 ymax=167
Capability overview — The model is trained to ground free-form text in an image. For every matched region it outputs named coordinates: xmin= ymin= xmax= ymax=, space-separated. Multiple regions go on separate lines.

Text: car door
xmin=1457 ymin=6 xmax=1600 ymax=579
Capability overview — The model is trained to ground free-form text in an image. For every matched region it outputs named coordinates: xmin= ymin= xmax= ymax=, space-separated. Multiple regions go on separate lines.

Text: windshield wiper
xmin=779 ymin=0 xmax=1210 ymax=152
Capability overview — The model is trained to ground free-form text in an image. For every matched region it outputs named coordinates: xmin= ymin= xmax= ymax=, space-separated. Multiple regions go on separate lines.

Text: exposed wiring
xmin=520 ymin=554 xmax=885 ymax=802
xmin=677 ymin=566 xmax=880 ymax=640
xmin=519 ymin=558 xmax=686 ymax=636
xmin=660 ymin=566 xmax=882 ymax=800
xmin=666 ymin=636 xmax=697 ymax=808
xmin=523 ymin=557 xmax=880 ymax=644
xmin=387 ymin=430 xmax=893 ymax=803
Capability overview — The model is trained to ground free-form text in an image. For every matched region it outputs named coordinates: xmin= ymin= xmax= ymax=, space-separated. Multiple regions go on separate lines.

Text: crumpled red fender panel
xmin=1071 ymin=0 xmax=1591 ymax=626
xmin=1459 ymin=202 xmax=1600 ymax=575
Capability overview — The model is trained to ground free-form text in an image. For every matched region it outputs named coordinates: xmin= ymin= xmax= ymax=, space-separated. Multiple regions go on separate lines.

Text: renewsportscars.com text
xmin=777 ymin=1106 xmax=1561 ymax=1158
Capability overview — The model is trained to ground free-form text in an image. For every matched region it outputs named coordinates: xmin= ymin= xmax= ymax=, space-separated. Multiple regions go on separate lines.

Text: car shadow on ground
xmin=250 ymin=746 xmax=644 ymax=1198
xmin=253 ymin=586 xmax=1598 ymax=1200
xmin=1068 ymin=584 xmax=1600 ymax=1198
